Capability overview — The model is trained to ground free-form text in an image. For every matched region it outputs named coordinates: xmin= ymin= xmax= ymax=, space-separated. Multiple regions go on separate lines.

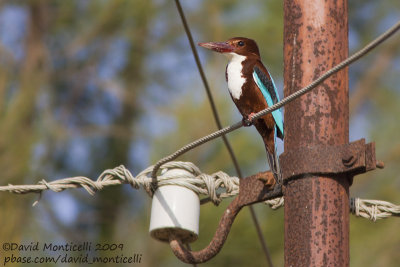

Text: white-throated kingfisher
xmin=198 ymin=37 xmax=284 ymax=184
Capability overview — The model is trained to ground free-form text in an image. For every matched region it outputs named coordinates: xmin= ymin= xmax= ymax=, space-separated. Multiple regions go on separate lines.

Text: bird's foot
xmin=258 ymin=174 xmax=276 ymax=189
xmin=242 ymin=113 xmax=256 ymax=127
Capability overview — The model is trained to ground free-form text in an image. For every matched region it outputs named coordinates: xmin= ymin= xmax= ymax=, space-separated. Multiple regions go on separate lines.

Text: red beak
xmin=198 ymin=42 xmax=235 ymax=53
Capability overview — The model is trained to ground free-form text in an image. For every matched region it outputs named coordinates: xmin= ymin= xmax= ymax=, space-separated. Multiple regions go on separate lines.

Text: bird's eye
xmin=238 ymin=41 xmax=245 ymax=46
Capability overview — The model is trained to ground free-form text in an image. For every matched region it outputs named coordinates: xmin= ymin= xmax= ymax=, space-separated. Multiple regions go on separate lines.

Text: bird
xmin=198 ymin=37 xmax=284 ymax=184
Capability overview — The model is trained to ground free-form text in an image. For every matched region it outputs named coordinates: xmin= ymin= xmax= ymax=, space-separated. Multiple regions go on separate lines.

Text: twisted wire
xmin=1 ymin=162 xmax=239 ymax=206
xmin=350 ymin=197 xmax=400 ymax=222
xmin=1 ymin=162 xmax=399 ymax=222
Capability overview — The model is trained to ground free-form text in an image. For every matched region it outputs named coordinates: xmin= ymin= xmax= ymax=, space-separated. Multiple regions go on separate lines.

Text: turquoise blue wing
xmin=253 ymin=66 xmax=284 ymax=138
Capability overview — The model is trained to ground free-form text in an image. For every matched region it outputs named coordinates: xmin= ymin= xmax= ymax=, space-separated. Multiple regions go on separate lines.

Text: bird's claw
xmin=242 ymin=118 xmax=252 ymax=127
xmin=242 ymin=113 xmax=255 ymax=127
xmin=258 ymin=175 xmax=276 ymax=189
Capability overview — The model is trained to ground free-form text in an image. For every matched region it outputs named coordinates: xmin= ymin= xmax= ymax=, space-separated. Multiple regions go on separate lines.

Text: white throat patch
xmin=226 ymin=53 xmax=247 ymax=100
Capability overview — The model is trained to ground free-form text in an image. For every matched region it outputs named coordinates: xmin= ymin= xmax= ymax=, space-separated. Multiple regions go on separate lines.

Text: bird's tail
xmin=254 ymin=121 xmax=282 ymax=184
xmin=265 ymin=144 xmax=282 ymax=185
xmin=260 ymin=126 xmax=282 ymax=185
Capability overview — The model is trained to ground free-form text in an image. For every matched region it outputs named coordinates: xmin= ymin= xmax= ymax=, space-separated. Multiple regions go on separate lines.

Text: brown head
xmin=198 ymin=37 xmax=260 ymax=58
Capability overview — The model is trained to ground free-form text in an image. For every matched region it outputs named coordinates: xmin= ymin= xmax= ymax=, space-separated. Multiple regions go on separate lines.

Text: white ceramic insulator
xmin=149 ymin=168 xmax=200 ymax=243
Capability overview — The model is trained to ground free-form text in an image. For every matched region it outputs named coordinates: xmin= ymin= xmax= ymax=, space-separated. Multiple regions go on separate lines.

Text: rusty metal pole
xmin=283 ymin=0 xmax=349 ymax=266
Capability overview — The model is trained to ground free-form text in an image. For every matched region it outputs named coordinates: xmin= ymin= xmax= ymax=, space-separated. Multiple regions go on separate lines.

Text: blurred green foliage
xmin=0 ymin=0 xmax=399 ymax=266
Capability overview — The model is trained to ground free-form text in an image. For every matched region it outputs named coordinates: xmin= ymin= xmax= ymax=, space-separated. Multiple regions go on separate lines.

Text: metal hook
xmin=168 ymin=171 xmax=283 ymax=264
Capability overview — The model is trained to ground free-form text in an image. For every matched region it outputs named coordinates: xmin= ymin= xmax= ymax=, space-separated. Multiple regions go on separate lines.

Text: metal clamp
xmin=280 ymin=138 xmax=384 ymax=183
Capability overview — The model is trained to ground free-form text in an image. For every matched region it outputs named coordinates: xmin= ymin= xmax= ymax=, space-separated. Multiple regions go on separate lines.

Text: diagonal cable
xmin=174 ymin=0 xmax=242 ymax=177
xmin=174 ymin=1 xmax=274 ymax=266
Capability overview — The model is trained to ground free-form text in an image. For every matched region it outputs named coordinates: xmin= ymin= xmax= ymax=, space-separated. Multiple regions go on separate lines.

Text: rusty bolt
xmin=376 ymin=160 xmax=385 ymax=169
xmin=342 ymin=154 xmax=356 ymax=167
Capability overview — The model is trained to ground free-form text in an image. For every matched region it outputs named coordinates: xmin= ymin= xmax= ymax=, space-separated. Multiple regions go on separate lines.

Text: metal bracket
xmin=169 ymin=171 xmax=283 ymax=264
xmin=280 ymin=138 xmax=383 ymax=183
